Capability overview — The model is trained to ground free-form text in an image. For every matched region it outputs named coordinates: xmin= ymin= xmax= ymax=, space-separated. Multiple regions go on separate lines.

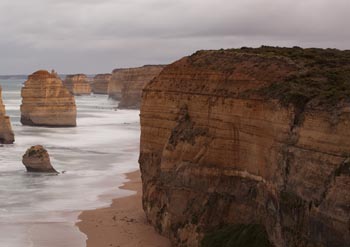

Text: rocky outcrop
xmin=21 ymin=70 xmax=77 ymax=127
xmin=0 ymin=86 xmax=14 ymax=144
xmin=108 ymin=65 xmax=164 ymax=108
xmin=63 ymin=74 xmax=91 ymax=95
xmin=91 ymin=74 xmax=111 ymax=94
xmin=22 ymin=145 xmax=57 ymax=173
xmin=139 ymin=47 xmax=350 ymax=247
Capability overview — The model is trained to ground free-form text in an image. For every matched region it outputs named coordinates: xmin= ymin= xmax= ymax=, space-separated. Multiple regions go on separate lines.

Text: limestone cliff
xmin=139 ymin=47 xmax=350 ymax=247
xmin=91 ymin=74 xmax=111 ymax=94
xmin=0 ymin=86 xmax=14 ymax=144
xmin=63 ymin=74 xmax=91 ymax=95
xmin=21 ymin=70 xmax=77 ymax=127
xmin=108 ymin=65 xmax=164 ymax=108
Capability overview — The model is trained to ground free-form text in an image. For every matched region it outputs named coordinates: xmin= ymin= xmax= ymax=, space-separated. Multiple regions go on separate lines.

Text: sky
xmin=0 ymin=0 xmax=349 ymax=74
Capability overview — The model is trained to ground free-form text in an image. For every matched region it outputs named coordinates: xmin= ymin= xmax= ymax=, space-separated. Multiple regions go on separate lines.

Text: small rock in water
xmin=22 ymin=145 xmax=58 ymax=173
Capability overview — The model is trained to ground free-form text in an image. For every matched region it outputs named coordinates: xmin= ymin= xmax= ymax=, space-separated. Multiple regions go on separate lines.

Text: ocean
xmin=0 ymin=79 xmax=140 ymax=246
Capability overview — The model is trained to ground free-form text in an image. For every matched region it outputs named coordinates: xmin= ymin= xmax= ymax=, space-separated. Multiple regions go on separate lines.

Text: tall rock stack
xmin=139 ymin=47 xmax=350 ymax=247
xmin=91 ymin=74 xmax=111 ymax=94
xmin=108 ymin=65 xmax=165 ymax=108
xmin=21 ymin=70 xmax=77 ymax=127
xmin=0 ymin=86 xmax=14 ymax=144
xmin=63 ymin=74 xmax=91 ymax=95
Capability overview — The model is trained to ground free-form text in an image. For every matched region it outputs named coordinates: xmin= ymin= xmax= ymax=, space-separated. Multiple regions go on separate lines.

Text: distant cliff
xmin=0 ymin=86 xmax=14 ymax=143
xmin=63 ymin=74 xmax=91 ymax=95
xmin=21 ymin=70 xmax=77 ymax=127
xmin=139 ymin=47 xmax=350 ymax=247
xmin=108 ymin=65 xmax=165 ymax=108
xmin=91 ymin=74 xmax=111 ymax=94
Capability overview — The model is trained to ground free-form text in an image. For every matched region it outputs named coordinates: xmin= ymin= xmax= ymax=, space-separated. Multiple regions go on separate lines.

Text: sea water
xmin=0 ymin=79 xmax=140 ymax=246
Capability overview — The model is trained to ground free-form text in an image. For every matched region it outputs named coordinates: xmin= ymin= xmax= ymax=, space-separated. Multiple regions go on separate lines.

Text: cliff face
xmin=139 ymin=47 xmax=350 ymax=247
xmin=21 ymin=70 xmax=77 ymax=127
xmin=91 ymin=74 xmax=111 ymax=94
xmin=63 ymin=74 xmax=91 ymax=95
xmin=0 ymin=86 xmax=14 ymax=144
xmin=108 ymin=65 xmax=164 ymax=108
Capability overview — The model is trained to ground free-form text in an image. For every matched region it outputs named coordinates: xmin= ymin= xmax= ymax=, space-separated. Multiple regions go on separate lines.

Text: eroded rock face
xmin=63 ymin=74 xmax=91 ymax=95
xmin=139 ymin=47 xmax=350 ymax=247
xmin=21 ymin=70 xmax=77 ymax=127
xmin=91 ymin=74 xmax=111 ymax=94
xmin=108 ymin=65 xmax=164 ymax=108
xmin=22 ymin=145 xmax=57 ymax=173
xmin=0 ymin=86 xmax=14 ymax=144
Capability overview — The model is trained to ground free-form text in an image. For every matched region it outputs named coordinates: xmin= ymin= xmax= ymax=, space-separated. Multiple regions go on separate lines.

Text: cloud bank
xmin=0 ymin=0 xmax=348 ymax=74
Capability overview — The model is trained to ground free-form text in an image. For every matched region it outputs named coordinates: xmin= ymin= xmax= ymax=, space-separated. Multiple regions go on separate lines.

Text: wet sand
xmin=76 ymin=170 xmax=171 ymax=247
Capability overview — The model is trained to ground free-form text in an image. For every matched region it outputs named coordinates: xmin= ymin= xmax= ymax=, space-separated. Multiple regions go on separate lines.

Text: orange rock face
xmin=22 ymin=145 xmax=57 ymax=173
xmin=63 ymin=74 xmax=91 ymax=95
xmin=21 ymin=70 xmax=77 ymax=127
xmin=91 ymin=74 xmax=111 ymax=94
xmin=0 ymin=86 xmax=14 ymax=144
xmin=108 ymin=65 xmax=164 ymax=108
xmin=139 ymin=48 xmax=350 ymax=246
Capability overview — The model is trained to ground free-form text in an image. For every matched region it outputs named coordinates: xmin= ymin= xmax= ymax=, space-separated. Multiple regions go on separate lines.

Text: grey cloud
xmin=0 ymin=0 xmax=349 ymax=74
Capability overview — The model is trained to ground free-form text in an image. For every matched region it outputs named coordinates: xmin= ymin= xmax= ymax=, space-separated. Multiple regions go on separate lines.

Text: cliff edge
xmin=108 ymin=65 xmax=165 ymax=108
xmin=139 ymin=47 xmax=350 ymax=247
xmin=63 ymin=74 xmax=91 ymax=95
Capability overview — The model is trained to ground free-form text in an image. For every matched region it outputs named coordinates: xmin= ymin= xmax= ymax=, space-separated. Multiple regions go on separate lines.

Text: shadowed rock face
xmin=91 ymin=74 xmax=111 ymax=94
xmin=63 ymin=74 xmax=91 ymax=95
xmin=22 ymin=145 xmax=57 ymax=173
xmin=0 ymin=86 xmax=14 ymax=144
xmin=108 ymin=65 xmax=165 ymax=108
xmin=139 ymin=47 xmax=350 ymax=247
xmin=20 ymin=70 xmax=77 ymax=127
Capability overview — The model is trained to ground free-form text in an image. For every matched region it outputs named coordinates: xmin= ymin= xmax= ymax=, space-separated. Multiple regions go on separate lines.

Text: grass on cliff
xmin=201 ymin=224 xmax=272 ymax=247
xmin=190 ymin=46 xmax=350 ymax=109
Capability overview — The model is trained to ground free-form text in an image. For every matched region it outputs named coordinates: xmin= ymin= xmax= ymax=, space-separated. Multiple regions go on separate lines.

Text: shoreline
xmin=76 ymin=170 xmax=171 ymax=247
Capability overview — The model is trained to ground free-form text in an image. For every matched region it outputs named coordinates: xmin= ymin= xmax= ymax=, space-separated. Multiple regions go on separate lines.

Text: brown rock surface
xmin=0 ymin=86 xmax=14 ymax=144
xmin=21 ymin=70 xmax=77 ymax=127
xmin=22 ymin=145 xmax=57 ymax=173
xmin=108 ymin=65 xmax=164 ymax=108
xmin=91 ymin=74 xmax=111 ymax=94
xmin=63 ymin=74 xmax=91 ymax=95
xmin=139 ymin=47 xmax=350 ymax=247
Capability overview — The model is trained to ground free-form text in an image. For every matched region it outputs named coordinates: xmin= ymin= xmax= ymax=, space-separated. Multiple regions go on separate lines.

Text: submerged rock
xmin=22 ymin=145 xmax=57 ymax=173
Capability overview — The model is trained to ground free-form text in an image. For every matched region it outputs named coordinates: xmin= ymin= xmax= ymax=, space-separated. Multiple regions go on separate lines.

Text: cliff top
xmin=188 ymin=46 xmax=350 ymax=109
xmin=28 ymin=70 xmax=59 ymax=80
xmin=112 ymin=65 xmax=166 ymax=74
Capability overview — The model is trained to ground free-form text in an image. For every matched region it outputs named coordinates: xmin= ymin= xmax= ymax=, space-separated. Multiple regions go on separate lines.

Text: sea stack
xmin=20 ymin=70 xmax=77 ymax=127
xmin=108 ymin=65 xmax=164 ymax=108
xmin=22 ymin=145 xmax=57 ymax=173
xmin=139 ymin=47 xmax=350 ymax=246
xmin=63 ymin=74 xmax=91 ymax=95
xmin=0 ymin=86 xmax=14 ymax=144
xmin=91 ymin=74 xmax=111 ymax=94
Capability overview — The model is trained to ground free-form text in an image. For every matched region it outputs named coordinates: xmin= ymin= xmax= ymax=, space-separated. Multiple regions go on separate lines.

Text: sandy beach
xmin=76 ymin=170 xmax=171 ymax=247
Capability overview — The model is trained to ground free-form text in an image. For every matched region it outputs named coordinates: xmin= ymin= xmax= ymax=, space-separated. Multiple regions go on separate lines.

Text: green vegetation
xmin=201 ymin=224 xmax=272 ymax=247
xmin=190 ymin=46 xmax=350 ymax=109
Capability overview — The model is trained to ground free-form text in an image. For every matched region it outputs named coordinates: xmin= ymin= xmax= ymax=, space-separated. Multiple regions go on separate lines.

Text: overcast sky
xmin=0 ymin=0 xmax=348 ymax=74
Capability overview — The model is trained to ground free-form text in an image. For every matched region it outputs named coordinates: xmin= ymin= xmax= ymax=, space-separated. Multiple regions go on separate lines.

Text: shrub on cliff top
xmin=201 ymin=224 xmax=272 ymax=247
xmin=190 ymin=46 xmax=350 ymax=109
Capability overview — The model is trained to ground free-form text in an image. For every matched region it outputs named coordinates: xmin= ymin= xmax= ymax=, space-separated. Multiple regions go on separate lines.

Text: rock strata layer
xmin=21 ymin=70 xmax=77 ymax=127
xmin=63 ymin=74 xmax=91 ymax=95
xmin=22 ymin=145 xmax=57 ymax=173
xmin=108 ymin=65 xmax=164 ymax=108
xmin=91 ymin=74 xmax=111 ymax=94
xmin=139 ymin=47 xmax=350 ymax=247
xmin=0 ymin=86 xmax=14 ymax=144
